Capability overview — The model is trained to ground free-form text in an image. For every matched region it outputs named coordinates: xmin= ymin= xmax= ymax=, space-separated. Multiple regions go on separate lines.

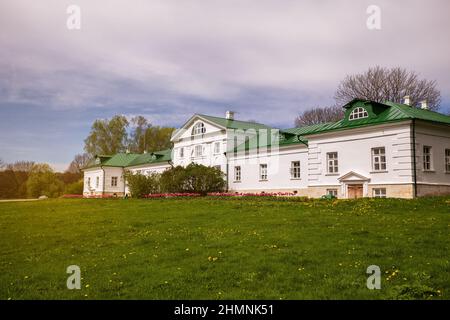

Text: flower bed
xmin=142 ymin=192 xmax=296 ymax=198
xmin=144 ymin=193 xmax=202 ymax=198
xmin=207 ymin=192 xmax=295 ymax=197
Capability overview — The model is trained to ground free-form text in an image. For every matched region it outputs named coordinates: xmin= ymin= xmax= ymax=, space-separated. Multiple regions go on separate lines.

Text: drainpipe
xmin=411 ymin=119 xmax=418 ymax=198
xmin=224 ymin=151 xmax=229 ymax=192
xmin=101 ymin=166 xmax=106 ymax=197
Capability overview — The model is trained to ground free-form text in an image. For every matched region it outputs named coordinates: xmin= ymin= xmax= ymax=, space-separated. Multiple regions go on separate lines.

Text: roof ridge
xmin=197 ymin=113 xmax=270 ymax=127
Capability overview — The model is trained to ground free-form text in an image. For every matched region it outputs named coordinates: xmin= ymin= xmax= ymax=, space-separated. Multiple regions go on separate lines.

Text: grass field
xmin=0 ymin=196 xmax=449 ymax=300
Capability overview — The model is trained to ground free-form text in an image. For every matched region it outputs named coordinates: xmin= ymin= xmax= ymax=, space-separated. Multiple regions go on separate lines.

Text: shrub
xmin=124 ymin=171 xmax=161 ymax=198
xmin=160 ymin=163 xmax=226 ymax=195
xmin=26 ymin=164 xmax=64 ymax=198
xmin=64 ymin=180 xmax=84 ymax=195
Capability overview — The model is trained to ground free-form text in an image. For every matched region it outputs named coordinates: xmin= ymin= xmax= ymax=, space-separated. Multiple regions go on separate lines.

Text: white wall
xmin=415 ymin=121 xmax=450 ymax=185
xmin=307 ymin=122 xmax=414 ymax=187
xmin=172 ymin=118 xmax=228 ymax=172
xmin=103 ymin=167 xmax=125 ymax=194
xmin=83 ymin=168 xmax=104 ymax=194
xmin=229 ymin=145 xmax=309 ymax=191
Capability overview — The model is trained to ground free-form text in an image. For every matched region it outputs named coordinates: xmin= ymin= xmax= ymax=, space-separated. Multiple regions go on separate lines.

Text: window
xmin=87 ymin=177 xmax=91 ymax=187
xmin=446 ymin=149 xmax=450 ymax=173
xmin=327 ymin=152 xmax=339 ymax=173
xmin=95 ymin=176 xmax=99 ymax=188
xmin=259 ymin=164 xmax=268 ymax=180
xmin=111 ymin=176 xmax=118 ymax=187
xmin=179 ymin=147 xmax=184 ymax=158
xmin=423 ymin=146 xmax=432 ymax=170
xmin=192 ymin=122 xmax=206 ymax=135
xmin=290 ymin=161 xmax=301 ymax=179
xmin=349 ymin=107 xmax=369 ymax=120
xmin=372 ymin=147 xmax=386 ymax=171
xmin=195 ymin=145 xmax=203 ymax=157
xmin=234 ymin=166 xmax=241 ymax=182
xmin=373 ymin=188 xmax=386 ymax=198
xmin=327 ymin=189 xmax=338 ymax=197
xmin=214 ymin=142 xmax=220 ymax=154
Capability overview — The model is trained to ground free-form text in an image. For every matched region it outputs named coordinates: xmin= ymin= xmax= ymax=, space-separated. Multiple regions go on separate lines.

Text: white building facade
xmin=83 ymin=99 xmax=450 ymax=198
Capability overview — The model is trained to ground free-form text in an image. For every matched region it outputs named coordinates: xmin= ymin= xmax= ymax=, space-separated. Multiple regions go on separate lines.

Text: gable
xmin=338 ymin=171 xmax=370 ymax=182
xmin=171 ymin=115 xmax=225 ymax=141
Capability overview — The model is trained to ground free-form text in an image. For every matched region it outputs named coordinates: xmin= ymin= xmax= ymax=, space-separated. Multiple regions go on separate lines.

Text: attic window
xmin=192 ymin=122 xmax=206 ymax=135
xmin=349 ymin=107 xmax=368 ymax=120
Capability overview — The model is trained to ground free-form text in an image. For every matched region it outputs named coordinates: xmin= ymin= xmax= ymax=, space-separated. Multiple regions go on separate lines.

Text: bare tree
xmin=335 ymin=66 xmax=441 ymax=111
xmin=295 ymin=105 xmax=344 ymax=127
xmin=6 ymin=161 xmax=35 ymax=172
xmin=66 ymin=153 xmax=91 ymax=173
xmin=0 ymin=158 xmax=4 ymax=169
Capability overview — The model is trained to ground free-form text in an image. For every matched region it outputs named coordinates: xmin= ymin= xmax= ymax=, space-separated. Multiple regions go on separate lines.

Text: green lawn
xmin=0 ymin=197 xmax=449 ymax=300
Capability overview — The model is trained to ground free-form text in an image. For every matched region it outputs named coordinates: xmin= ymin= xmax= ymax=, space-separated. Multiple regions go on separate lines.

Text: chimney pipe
xmin=403 ymin=95 xmax=411 ymax=106
xmin=226 ymin=111 xmax=235 ymax=120
xmin=420 ymin=100 xmax=428 ymax=110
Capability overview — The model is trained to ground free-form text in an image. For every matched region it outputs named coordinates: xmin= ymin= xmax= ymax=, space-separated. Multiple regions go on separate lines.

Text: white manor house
xmin=83 ymin=98 xmax=450 ymax=199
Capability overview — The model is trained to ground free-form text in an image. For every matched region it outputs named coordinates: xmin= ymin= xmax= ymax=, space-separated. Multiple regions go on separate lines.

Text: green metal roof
xmin=196 ymin=114 xmax=271 ymax=131
xmin=231 ymin=99 xmax=450 ymax=153
xmin=284 ymin=99 xmax=450 ymax=137
xmin=82 ymin=151 xmax=171 ymax=169
xmin=127 ymin=149 xmax=172 ymax=167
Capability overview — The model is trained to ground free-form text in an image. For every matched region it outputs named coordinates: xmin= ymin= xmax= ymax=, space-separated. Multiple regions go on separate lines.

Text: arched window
xmin=349 ymin=107 xmax=368 ymax=120
xmin=192 ymin=122 xmax=206 ymax=135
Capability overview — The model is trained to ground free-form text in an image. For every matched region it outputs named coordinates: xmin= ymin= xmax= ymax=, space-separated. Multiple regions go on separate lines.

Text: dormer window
xmin=192 ymin=122 xmax=206 ymax=135
xmin=349 ymin=107 xmax=368 ymax=120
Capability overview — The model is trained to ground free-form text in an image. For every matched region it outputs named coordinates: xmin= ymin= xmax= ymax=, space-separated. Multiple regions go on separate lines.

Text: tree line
xmin=0 ymin=116 xmax=175 ymax=199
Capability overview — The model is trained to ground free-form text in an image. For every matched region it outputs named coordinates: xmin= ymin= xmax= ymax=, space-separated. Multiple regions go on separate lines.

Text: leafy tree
xmin=84 ymin=115 xmax=129 ymax=156
xmin=128 ymin=116 xmax=175 ymax=153
xmin=66 ymin=153 xmax=91 ymax=173
xmin=160 ymin=164 xmax=225 ymax=195
xmin=295 ymin=105 xmax=344 ymax=127
xmin=26 ymin=164 xmax=64 ymax=198
xmin=6 ymin=161 xmax=35 ymax=172
xmin=124 ymin=171 xmax=161 ymax=198
xmin=335 ymin=66 xmax=441 ymax=111
xmin=64 ymin=180 xmax=84 ymax=195
xmin=0 ymin=170 xmax=19 ymax=199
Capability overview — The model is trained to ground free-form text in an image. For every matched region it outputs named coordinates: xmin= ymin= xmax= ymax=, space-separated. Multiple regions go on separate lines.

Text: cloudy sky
xmin=1 ymin=0 xmax=449 ymax=171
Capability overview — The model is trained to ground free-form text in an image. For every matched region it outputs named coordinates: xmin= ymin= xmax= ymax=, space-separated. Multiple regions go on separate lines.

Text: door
xmin=347 ymin=184 xmax=363 ymax=199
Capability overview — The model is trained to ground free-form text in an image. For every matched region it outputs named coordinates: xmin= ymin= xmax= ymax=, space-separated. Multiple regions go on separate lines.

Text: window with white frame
xmin=214 ymin=142 xmax=220 ymax=154
xmin=234 ymin=166 xmax=241 ymax=182
xmin=373 ymin=188 xmax=386 ymax=198
xmin=111 ymin=176 xmax=118 ymax=187
xmin=290 ymin=161 xmax=301 ymax=179
xmin=95 ymin=176 xmax=99 ymax=188
xmin=259 ymin=164 xmax=268 ymax=180
xmin=326 ymin=152 xmax=339 ymax=173
xmin=87 ymin=177 xmax=91 ymax=187
xmin=195 ymin=145 xmax=203 ymax=157
xmin=446 ymin=149 xmax=450 ymax=173
xmin=349 ymin=107 xmax=369 ymax=120
xmin=372 ymin=147 xmax=386 ymax=171
xmin=192 ymin=122 xmax=206 ymax=135
xmin=326 ymin=189 xmax=338 ymax=197
xmin=179 ymin=147 xmax=184 ymax=158
xmin=423 ymin=146 xmax=432 ymax=170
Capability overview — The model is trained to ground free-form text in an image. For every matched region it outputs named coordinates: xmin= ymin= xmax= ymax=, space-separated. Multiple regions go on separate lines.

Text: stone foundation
xmin=416 ymin=184 xmax=450 ymax=197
